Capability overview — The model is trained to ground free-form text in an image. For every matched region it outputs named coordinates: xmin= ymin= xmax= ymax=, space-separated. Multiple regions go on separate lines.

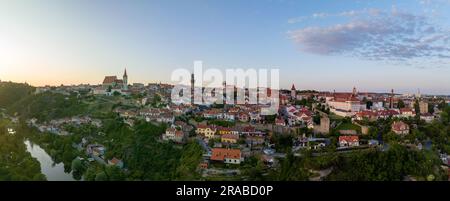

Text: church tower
xmin=191 ymin=73 xmax=195 ymax=105
xmin=291 ymin=84 xmax=297 ymax=100
xmin=389 ymin=89 xmax=394 ymax=109
xmin=123 ymin=68 xmax=128 ymax=90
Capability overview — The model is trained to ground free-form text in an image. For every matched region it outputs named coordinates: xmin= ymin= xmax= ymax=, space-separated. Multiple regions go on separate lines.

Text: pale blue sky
xmin=1 ymin=0 xmax=450 ymax=94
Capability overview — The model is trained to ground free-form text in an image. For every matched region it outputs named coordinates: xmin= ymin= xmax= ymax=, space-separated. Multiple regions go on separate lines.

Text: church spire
xmin=122 ymin=68 xmax=128 ymax=90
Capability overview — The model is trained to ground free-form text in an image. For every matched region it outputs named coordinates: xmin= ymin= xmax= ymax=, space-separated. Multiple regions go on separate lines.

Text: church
xmin=92 ymin=68 xmax=130 ymax=95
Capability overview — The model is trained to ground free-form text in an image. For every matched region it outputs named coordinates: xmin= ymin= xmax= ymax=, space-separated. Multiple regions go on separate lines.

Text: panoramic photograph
xmin=1 ymin=0 xmax=450 ymax=193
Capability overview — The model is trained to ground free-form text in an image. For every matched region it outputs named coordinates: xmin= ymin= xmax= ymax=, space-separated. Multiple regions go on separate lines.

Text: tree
xmin=397 ymin=100 xmax=405 ymax=108
xmin=84 ymin=167 xmax=98 ymax=181
xmin=95 ymin=172 xmax=107 ymax=181
xmin=271 ymin=153 xmax=309 ymax=181
xmin=71 ymin=158 xmax=86 ymax=181
xmin=105 ymin=166 xmax=126 ymax=181
xmin=414 ymin=100 xmax=420 ymax=117
xmin=71 ymin=158 xmax=86 ymax=174
xmin=113 ymin=91 xmax=121 ymax=96
xmin=428 ymin=104 xmax=435 ymax=114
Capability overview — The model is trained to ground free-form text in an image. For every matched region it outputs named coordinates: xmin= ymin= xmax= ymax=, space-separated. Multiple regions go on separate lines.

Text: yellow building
xmin=221 ymin=134 xmax=239 ymax=144
xmin=196 ymin=125 xmax=217 ymax=139
xmin=217 ymin=127 xmax=232 ymax=135
xmin=419 ymin=101 xmax=428 ymax=114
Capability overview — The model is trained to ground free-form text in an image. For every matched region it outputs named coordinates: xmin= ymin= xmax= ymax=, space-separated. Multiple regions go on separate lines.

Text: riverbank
xmin=24 ymin=140 xmax=76 ymax=181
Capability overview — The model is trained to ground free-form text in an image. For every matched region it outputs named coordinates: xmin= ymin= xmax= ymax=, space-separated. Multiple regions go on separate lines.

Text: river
xmin=24 ymin=140 xmax=76 ymax=181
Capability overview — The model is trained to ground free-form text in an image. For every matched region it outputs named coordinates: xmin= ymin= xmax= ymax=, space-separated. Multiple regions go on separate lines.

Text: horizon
xmin=1 ymin=0 xmax=450 ymax=95
xmin=2 ymin=78 xmax=448 ymax=96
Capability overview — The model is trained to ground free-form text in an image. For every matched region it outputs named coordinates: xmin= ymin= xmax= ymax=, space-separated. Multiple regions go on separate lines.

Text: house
xmin=86 ymin=144 xmax=106 ymax=164
xmin=338 ymin=136 xmax=359 ymax=147
xmin=245 ymin=136 xmax=265 ymax=146
xmin=275 ymin=118 xmax=286 ymax=126
xmin=261 ymin=155 xmax=274 ymax=166
xmin=221 ymin=134 xmax=239 ymax=144
xmin=420 ymin=113 xmax=434 ymax=123
xmin=163 ymin=128 xmax=186 ymax=143
xmin=377 ymin=109 xmax=400 ymax=119
xmin=115 ymin=108 xmax=138 ymax=119
xmin=196 ymin=125 xmax=217 ymax=139
xmin=355 ymin=110 xmax=378 ymax=121
xmin=199 ymin=161 xmax=209 ymax=169
xmin=108 ymin=157 xmax=124 ymax=169
xmin=238 ymin=112 xmax=250 ymax=122
xmin=391 ymin=121 xmax=409 ymax=135
xmin=172 ymin=121 xmax=193 ymax=133
xmin=400 ymin=108 xmax=415 ymax=118
xmin=210 ymin=148 xmax=242 ymax=164
xmin=139 ymin=108 xmax=160 ymax=117
xmin=228 ymin=107 xmax=240 ymax=113
xmin=170 ymin=105 xmax=191 ymax=116
xmin=239 ymin=126 xmax=266 ymax=137
xmin=217 ymin=127 xmax=233 ymax=135
xmin=222 ymin=112 xmax=236 ymax=121
xmin=156 ymin=114 xmax=175 ymax=124
xmin=249 ymin=112 xmax=261 ymax=122
xmin=203 ymin=109 xmax=223 ymax=119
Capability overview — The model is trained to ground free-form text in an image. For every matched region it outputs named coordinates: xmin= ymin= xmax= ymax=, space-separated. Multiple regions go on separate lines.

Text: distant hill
xmin=8 ymin=91 xmax=88 ymax=122
xmin=0 ymin=82 xmax=34 ymax=108
xmin=1 ymin=81 xmax=88 ymax=122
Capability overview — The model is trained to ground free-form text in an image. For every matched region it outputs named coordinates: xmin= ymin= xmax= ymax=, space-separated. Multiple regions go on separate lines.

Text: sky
xmin=1 ymin=0 xmax=450 ymax=95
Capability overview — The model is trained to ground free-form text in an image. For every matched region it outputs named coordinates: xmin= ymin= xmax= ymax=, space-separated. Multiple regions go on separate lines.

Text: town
xmin=1 ymin=68 xmax=449 ymax=181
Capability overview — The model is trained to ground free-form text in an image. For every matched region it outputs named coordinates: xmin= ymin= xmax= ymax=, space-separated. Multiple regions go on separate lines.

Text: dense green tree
xmin=397 ymin=99 xmax=405 ymax=108
xmin=0 ymin=120 xmax=46 ymax=181
xmin=0 ymin=82 xmax=34 ymax=108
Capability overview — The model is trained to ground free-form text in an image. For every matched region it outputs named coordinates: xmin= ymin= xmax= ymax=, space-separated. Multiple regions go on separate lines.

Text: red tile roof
xmin=400 ymin=108 xmax=414 ymax=113
xmin=197 ymin=124 xmax=214 ymax=129
xmin=339 ymin=136 xmax=359 ymax=142
xmin=275 ymin=118 xmax=285 ymax=124
xmin=103 ymin=76 xmax=118 ymax=84
xmin=109 ymin=157 xmax=122 ymax=165
xmin=392 ymin=121 xmax=409 ymax=131
xmin=175 ymin=130 xmax=184 ymax=137
xmin=210 ymin=148 xmax=241 ymax=161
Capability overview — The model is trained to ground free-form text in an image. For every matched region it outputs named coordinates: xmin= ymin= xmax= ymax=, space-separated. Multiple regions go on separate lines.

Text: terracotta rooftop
xmin=339 ymin=136 xmax=359 ymax=142
xmin=103 ymin=76 xmax=118 ymax=84
xmin=210 ymin=148 xmax=241 ymax=161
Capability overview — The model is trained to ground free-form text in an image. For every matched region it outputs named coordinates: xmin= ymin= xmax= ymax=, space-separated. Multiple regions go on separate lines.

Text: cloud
xmin=287 ymin=16 xmax=307 ymax=24
xmin=287 ymin=8 xmax=382 ymax=24
xmin=288 ymin=8 xmax=450 ymax=67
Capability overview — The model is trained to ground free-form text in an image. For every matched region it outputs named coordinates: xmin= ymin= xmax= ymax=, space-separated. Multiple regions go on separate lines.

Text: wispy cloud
xmin=287 ymin=8 xmax=381 ymax=24
xmin=288 ymin=8 xmax=450 ymax=67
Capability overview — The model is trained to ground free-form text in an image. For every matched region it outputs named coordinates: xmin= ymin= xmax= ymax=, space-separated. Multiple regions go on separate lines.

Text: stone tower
xmin=123 ymin=68 xmax=128 ymax=90
xmin=389 ymin=89 xmax=394 ymax=109
xmin=291 ymin=84 xmax=297 ymax=100
xmin=191 ymin=73 xmax=195 ymax=105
